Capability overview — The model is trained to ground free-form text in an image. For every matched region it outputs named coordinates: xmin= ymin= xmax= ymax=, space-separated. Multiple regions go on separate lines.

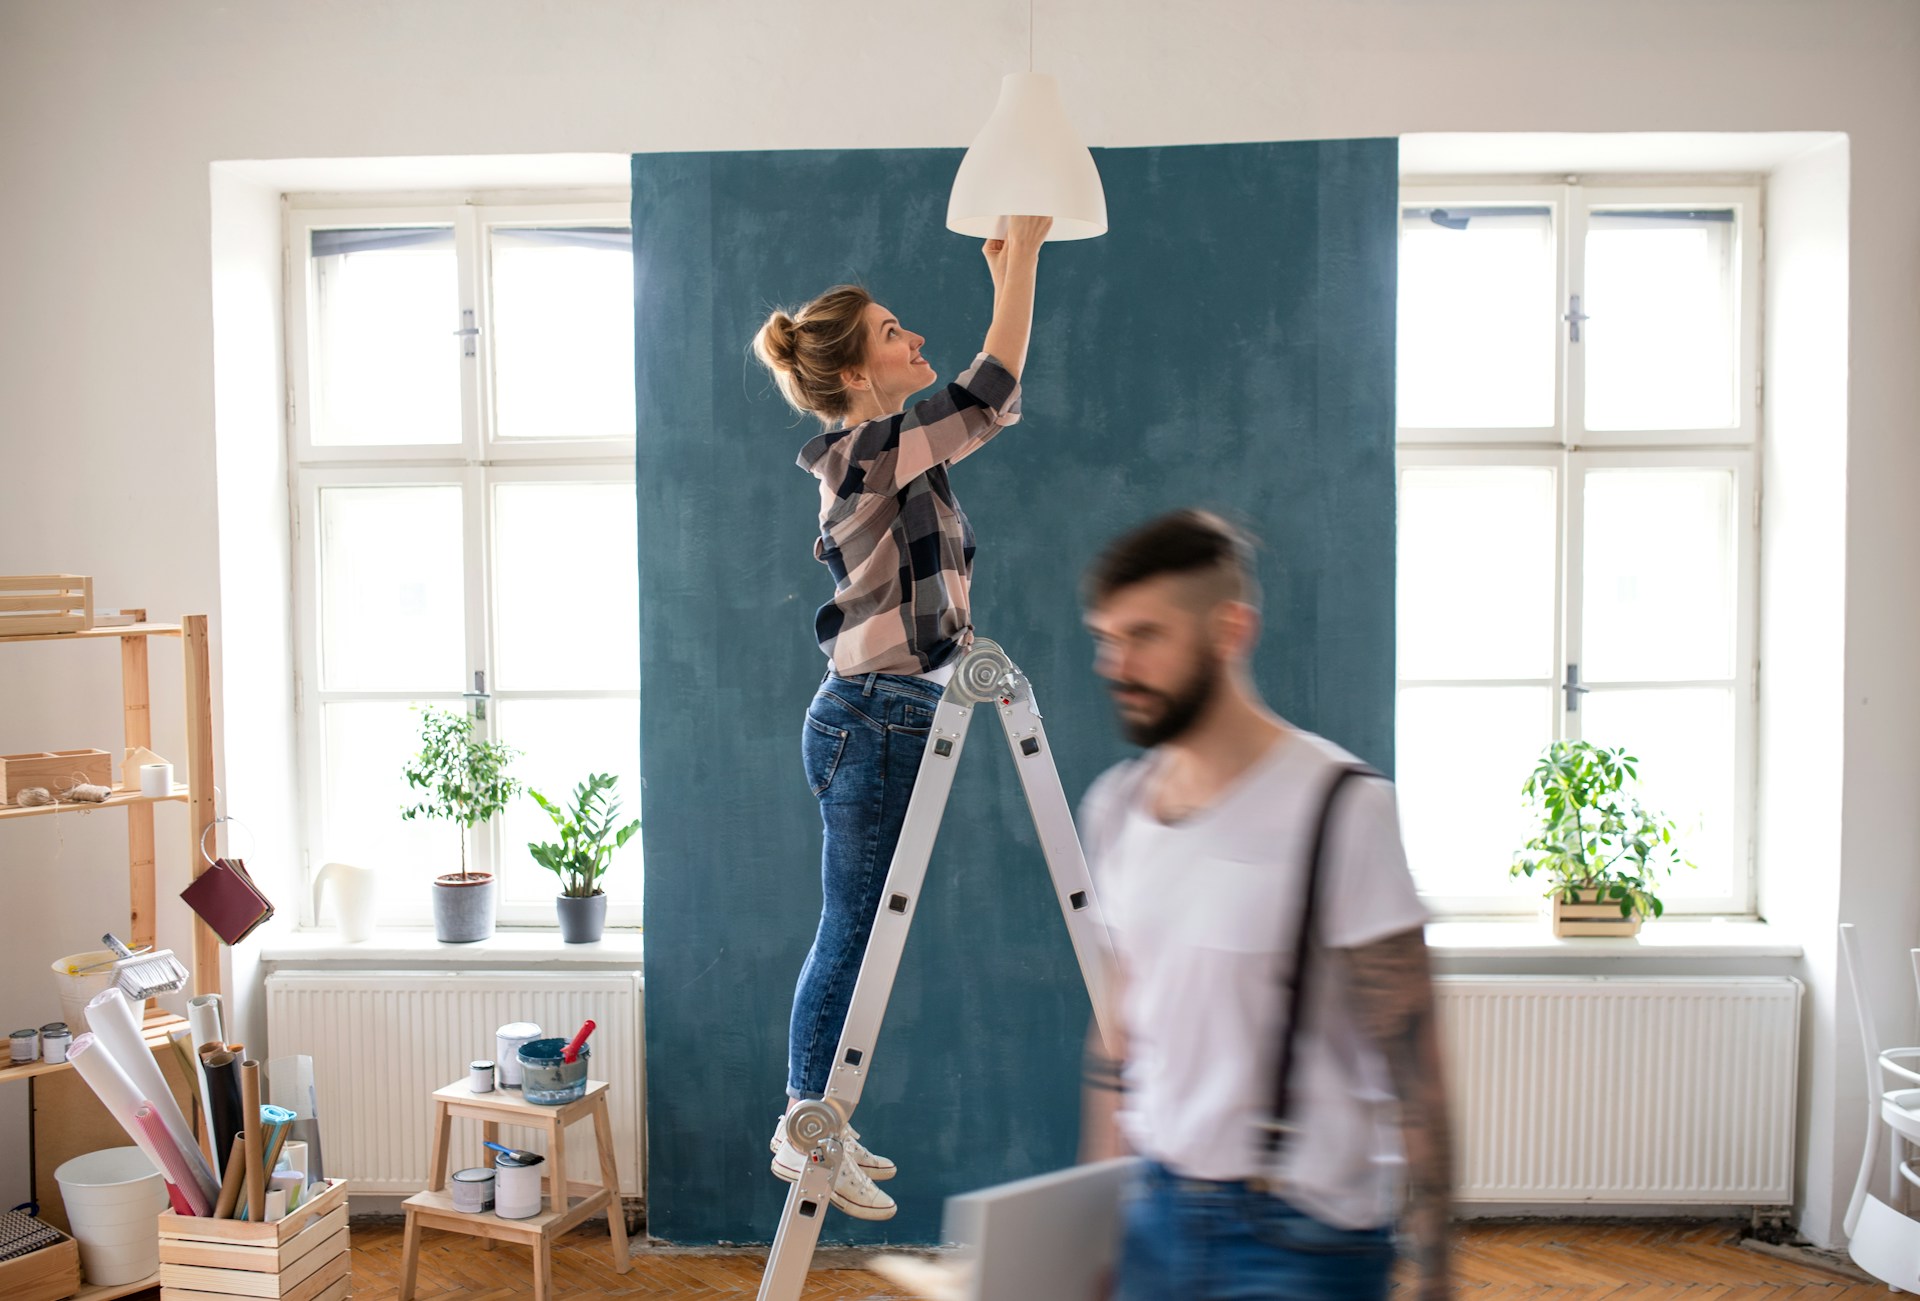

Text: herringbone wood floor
xmin=258 ymin=1218 xmax=1889 ymax=1298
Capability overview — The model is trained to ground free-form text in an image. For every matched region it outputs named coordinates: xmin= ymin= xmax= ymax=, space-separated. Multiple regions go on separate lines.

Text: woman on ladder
xmin=750 ymin=214 xmax=1053 ymax=1219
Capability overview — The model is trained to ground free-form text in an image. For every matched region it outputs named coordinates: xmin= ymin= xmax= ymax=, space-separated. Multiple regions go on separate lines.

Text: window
xmin=289 ymin=200 xmax=639 ymax=928
xmin=1396 ymin=183 xmax=1760 ymax=915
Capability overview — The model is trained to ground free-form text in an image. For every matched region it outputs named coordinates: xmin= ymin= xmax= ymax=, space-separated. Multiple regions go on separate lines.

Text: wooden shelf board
xmin=0 ymin=1013 xmax=189 ymax=1086
xmin=0 ymin=622 xmax=182 ymax=645
xmin=0 ymin=784 xmax=189 ymax=822
xmin=70 ymin=1271 xmax=161 ymax=1300
xmin=405 ymin=1185 xmax=608 ymax=1239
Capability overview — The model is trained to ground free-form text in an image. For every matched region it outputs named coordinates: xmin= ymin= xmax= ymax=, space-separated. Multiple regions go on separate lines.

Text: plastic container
xmin=495 ymin=1022 xmax=542 ymax=1088
xmin=52 ymin=951 xmax=149 ymax=1033
xmin=494 ymin=1151 xmax=545 ymax=1219
xmin=517 ymin=1038 xmax=588 ymax=1105
xmin=54 ymin=1146 xmax=166 ymax=1285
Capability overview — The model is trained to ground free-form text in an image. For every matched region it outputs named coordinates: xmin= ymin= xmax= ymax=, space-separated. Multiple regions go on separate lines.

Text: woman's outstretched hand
xmin=982 ymin=237 xmax=1009 ymax=291
xmin=1005 ymin=214 xmax=1053 ymax=250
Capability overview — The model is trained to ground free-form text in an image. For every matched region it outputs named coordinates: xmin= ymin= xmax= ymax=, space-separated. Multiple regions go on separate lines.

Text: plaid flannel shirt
xmin=797 ymin=353 xmax=1023 ymax=677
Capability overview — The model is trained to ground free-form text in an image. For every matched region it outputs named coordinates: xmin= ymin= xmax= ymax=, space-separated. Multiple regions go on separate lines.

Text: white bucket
xmin=55 ymin=1146 xmax=166 ymax=1285
xmin=51 ymin=952 xmax=149 ymax=1033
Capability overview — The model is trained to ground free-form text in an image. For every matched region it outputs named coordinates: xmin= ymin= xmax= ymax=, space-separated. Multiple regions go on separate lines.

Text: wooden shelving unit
xmin=0 ymin=609 xmax=222 ymax=1296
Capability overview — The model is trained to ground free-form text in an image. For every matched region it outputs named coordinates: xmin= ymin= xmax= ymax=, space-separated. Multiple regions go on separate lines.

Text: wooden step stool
xmin=399 ymin=1078 xmax=631 ymax=1301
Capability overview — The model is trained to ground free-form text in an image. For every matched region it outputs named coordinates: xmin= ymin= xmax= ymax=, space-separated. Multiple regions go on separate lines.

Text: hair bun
xmin=757 ymin=310 xmax=800 ymax=369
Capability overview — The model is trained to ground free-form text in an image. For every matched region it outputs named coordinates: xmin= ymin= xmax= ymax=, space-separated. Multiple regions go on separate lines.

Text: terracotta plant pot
xmin=1550 ymin=887 xmax=1644 ymax=938
xmin=555 ymin=891 xmax=608 ymax=944
xmin=433 ymin=872 xmax=496 ymax=943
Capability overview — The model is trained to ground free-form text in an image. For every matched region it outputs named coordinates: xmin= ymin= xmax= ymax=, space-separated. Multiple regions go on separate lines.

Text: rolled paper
xmin=241 ymin=1060 xmax=266 ymax=1222
xmin=188 ymin=994 xmax=223 ymax=1155
xmin=261 ymin=1122 xmax=291 ymax=1178
xmin=65 ymin=1033 xmax=171 ymax=1178
xmin=204 ymin=1050 xmax=243 ymax=1173
xmin=134 ymin=1102 xmax=211 ymax=1215
xmin=86 ymin=987 xmax=218 ymax=1204
xmin=214 ymin=1137 xmax=247 ymax=1219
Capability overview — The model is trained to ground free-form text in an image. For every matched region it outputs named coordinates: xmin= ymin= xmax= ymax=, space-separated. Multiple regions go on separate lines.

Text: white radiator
xmin=265 ymin=970 xmax=643 ymax=1197
xmin=1437 ymin=976 xmax=1800 ymax=1205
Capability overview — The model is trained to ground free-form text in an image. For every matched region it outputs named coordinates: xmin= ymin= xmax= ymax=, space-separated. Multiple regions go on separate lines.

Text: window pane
xmin=489 ymin=227 xmax=635 ymax=440
xmin=1398 ymin=206 xmax=1557 ymax=428
xmin=1396 ymin=686 xmax=1553 ymax=900
xmin=311 ymin=228 xmax=461 ymax=446
xmin=1580 ymin=688 xmax=1734 ymax=901
xmin=494 ymin=698 xmax=642 ymax=911
xmin=1581 ymin=468 xmax=1735 ymax=682
xmin=319 ymin=485 xmax=467 ymax=692
xmin=320 ymin=701 xmax=459 ymax=901
xmin=493 ymin=483 xmax=639 ymax=690
xmin=1399 ymin=466 xmax=1556 ymax=680
xmin=1583 ymin=209 xmax=1739 ymax=431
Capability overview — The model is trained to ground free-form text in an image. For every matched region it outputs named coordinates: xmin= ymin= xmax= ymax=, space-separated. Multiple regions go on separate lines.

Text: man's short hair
xmin=1082 ymin=509 xmax=1261 ymax=612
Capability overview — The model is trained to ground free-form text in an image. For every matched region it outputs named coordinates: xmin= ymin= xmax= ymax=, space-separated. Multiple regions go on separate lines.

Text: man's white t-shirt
xmin=1081 ymin=728 xmax=1429 ymax=1230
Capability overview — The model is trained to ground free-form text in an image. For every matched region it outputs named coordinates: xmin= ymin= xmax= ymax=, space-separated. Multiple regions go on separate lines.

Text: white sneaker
xmin=770 ymin=1124 xmax=898 ymax=1221
xmin=767 ymin=1113 xmax=896 ymax=1180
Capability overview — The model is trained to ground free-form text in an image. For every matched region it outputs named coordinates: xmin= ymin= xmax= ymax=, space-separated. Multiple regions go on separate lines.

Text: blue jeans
xmin=787 ymin=671 xmax=941 ymax=1099
xmin=1118 ymin=1161 xmax=1396 ymax=1301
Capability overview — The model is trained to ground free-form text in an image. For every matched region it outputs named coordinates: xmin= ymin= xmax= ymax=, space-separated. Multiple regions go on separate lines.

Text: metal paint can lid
xmin=452 ymin=1167 xmax=496 ymax=1184
xmin=40 ymin=1022 xmax=69 ymax=1035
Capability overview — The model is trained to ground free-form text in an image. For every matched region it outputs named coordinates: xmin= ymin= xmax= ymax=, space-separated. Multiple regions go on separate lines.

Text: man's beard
xmin=1110 ymin=655 xmax=1220 ymax=748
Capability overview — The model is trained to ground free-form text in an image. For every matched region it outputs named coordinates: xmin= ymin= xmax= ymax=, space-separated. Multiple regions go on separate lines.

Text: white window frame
xmin=288 ymin=195 xmax=638 ymax=931
xmin=1396 ymin=178 xmax=1762 ymax=918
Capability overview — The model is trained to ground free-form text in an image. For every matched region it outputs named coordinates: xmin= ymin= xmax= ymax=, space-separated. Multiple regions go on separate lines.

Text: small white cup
xmin=139 ymin=762 xmax=173 ymax=798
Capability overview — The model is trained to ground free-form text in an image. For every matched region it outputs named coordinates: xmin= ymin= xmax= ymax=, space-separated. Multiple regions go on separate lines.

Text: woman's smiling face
xmin=849 ymin=302 xmax=934 ymax=411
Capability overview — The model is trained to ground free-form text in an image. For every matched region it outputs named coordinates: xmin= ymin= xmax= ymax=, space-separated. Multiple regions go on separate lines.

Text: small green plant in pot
xmin=1512 ymin=739 xmax=1691 ymax=937
xmin=528 ymin=772 xmax=640 ymax=944
xmin=402 ymin=705 xmax=523 ymax=943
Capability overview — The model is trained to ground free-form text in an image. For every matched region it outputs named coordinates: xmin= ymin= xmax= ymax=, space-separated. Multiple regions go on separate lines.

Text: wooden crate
xmin=1551 ymin=888 xmax=1645 ymax=938
xmin=1 ymin=749 xmax=114 ymax=805
xmin=157 ymin=1179 xmax=350 ymax=1301
xmin=0 ymin=575 xmax=93 ymax=638
xmin=0 ymin=1233 xmax=81 ymax=1301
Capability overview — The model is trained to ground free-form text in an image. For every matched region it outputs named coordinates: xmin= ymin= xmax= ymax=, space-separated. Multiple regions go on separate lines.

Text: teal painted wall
xmin=635 ymin=138 xmax=1398 ymax=1244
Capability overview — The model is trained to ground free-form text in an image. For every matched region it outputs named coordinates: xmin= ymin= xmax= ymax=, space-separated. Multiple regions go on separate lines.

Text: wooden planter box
xmin=0 ymin=1233 xmax=80 ymax=1301
xmin=1551 ymin=888 xmax=1645 ymax=938
xmin=1 ymin=749 xmax=113 ymax=805
xmin=157 ymin=1178 xmax=350 ymax=1301
xmin=0 ymin=575 xmax=93 ymax=638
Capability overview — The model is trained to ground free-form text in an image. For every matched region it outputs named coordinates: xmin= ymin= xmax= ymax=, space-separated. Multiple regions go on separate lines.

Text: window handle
xmin=1564 ymin=293 xmax=1590 ymax=343
xmin=463 ymin=669 xmax=491 ymax=721
xmin=1563 ymin=663 xmax=1591 ymax=713
xmin=453 ymin=309 xmax=480 ymax=356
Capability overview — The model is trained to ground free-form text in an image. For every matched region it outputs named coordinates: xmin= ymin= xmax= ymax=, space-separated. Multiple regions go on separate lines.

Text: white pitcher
xmin=312 ymin=861 xmax=377 ymax=942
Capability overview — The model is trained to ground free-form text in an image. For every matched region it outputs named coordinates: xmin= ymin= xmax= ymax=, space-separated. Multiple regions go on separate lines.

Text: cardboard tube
xmin=188 ymin=994 xmax=223 ymax=1155
xmin=241 ymin=1059 xmax=265 ymax=1222
xmin=214 ymin=1137 xmax=247 ymax=1219
xmin=261 ymin=1123 xmax=291 ymax=1178
xmin=204 ymin=1049 xmax=243 ymax=1174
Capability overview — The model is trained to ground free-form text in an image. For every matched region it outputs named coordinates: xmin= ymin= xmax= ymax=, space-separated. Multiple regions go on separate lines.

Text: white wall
xmin=1 ymin=0 xmax=1915 ymax=1242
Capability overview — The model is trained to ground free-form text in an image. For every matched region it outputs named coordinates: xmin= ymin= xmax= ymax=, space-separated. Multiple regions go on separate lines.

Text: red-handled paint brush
xmin=562 ymin=1019 xmax=595 ymax=1064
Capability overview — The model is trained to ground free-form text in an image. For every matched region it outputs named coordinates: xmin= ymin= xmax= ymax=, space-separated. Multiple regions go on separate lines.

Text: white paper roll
xmin=65 ymin=1034 xmax=171 ymax=1180
xmin=187 ymin=994 xmax=223 ymax=1155
xmin=85 ymin=988 xmax=218 ymax=1204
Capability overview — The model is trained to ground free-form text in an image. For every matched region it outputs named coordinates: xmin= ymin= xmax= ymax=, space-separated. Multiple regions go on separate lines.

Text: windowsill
xmin=260 ymin=927 xmax=644 ymax=968
xmin=1426 ymin=917 xmax=1800 ymax=959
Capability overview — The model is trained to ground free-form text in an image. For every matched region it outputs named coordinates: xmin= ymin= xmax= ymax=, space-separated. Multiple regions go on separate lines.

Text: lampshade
xmin=947 ymin=73 xmax=1107 ymax=241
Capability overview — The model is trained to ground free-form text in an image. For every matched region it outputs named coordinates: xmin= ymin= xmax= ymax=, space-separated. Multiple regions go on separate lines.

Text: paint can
xmin=9 ymin=1028 xmax=39 ymax=1064
xmin=40 ymin=1023 xmax=71 ymax=1063
xmin=450 ymin=1167 xmax=495 ymax=1213
xmin=494 ymin=1151 xmax=545 ymax=1220
xmin=469 ymin=1059 xmax=495 ymax=1093
xmin=495 ymin=1022 xmax=541 ymax=1088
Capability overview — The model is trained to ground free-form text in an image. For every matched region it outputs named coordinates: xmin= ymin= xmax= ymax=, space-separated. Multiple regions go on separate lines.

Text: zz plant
xmin=1512 ymin=739 xmax=1691 ymax=920
xmin=528 ymin=772 xmax=640 ymax=899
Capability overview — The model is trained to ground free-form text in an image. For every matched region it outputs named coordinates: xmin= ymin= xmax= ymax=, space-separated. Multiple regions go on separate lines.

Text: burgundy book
xmin=180 ymin=857 xmax=275 ymax=945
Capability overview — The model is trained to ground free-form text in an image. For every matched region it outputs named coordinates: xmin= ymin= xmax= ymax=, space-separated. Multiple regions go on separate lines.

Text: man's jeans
xmin=1118 ymin=1161 xmax=1396 ymax=1301
xmin=787 ymin=671 xmax=941 ymax=1099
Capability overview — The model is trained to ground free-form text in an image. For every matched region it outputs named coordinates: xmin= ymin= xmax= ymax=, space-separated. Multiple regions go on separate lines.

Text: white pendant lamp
xmin=946 ymin=71 xmax=1108 ymax=241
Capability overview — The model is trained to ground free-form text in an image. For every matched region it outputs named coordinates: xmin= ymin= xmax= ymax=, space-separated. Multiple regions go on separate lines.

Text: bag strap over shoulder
xmin=1263 ymin=762 xmax=1379 ymax=1156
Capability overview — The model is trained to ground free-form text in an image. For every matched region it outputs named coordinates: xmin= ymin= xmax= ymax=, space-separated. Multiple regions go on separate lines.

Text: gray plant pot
xmin=556 ymin=891 xmax=608 ymax=944
xmin=433 ymin=873 xmax=496 ymax=943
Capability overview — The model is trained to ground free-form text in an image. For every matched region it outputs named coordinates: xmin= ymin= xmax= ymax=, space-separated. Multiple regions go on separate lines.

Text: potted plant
xmin=1511 ymin=739 xmax=1691 ymax=937
xmin=528 ymin=772 xmax=640 ymax=943
xmin=402 ymin=705 xmax=523 ymax=943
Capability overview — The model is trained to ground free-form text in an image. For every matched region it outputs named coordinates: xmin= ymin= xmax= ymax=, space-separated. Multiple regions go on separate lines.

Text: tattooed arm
xmin=1339 ymin=926 xmax=1452 ymax=1300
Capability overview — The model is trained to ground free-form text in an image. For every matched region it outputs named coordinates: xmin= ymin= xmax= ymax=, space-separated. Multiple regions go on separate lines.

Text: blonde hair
xmin=752 ymin=285 xmax=874 ymax=423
